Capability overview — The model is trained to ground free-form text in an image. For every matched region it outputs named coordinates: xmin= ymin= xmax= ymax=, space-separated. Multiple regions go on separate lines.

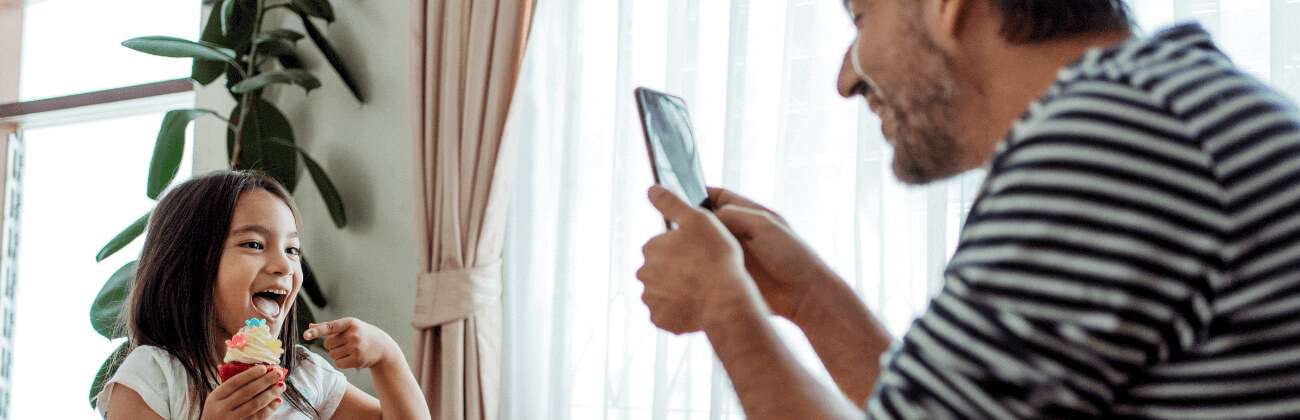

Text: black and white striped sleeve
xmin=866 ymin=83 xmax=1223 ymax=419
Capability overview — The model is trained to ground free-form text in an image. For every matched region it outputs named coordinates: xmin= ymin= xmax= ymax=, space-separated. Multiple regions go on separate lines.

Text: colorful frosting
xmin=223 ymin=318 xmax=283 ymax=365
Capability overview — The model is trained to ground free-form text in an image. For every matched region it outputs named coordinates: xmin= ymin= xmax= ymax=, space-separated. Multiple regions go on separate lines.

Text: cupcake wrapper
xmin=219 ymin=362 xmax=287 ymax=383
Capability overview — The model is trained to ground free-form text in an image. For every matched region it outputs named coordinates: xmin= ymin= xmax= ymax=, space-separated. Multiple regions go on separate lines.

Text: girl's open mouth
xmin=251 ymin=287 xmax=289 ymax=320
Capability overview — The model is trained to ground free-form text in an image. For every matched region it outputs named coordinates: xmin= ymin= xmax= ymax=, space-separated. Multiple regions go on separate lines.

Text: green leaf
xmin=295 ymin=301 xmax=328 ymax=352
xmin=256 ymin=29 xmax=306 ymax=44
xmin=196 ymin=0 xmax=255 ymax=87
xmin=220 ymin=0 xmax=238 ymax=34
xmin=149 ymin=109 xmax=216 ymax=199
xmin=231 ymin=69 xmax=321 ymax=94
xmin=266 ymin=137 xmax=347 ymax=228
xmin=224 ymin=63 xmax=246 ymax=92
xmin=296 ymin=300 xmax=316 ymax=330
xmin=224 ymin=1 xmax=257 ymax=51
xmin=229 ymin=98 xmax=299 ymax=191
xmin=301 ymin=257 xmax=328 ymax=307
xmin=194 ymin=4 xmax=229 ymax=85
xmin=255 ymin=38 xmax=297 ymax=58
xmin=122 ymin=36 xmax=237 ymax=65
xmin=88 ymin=341 xmax=132 ymax=409
xmin=277 ymin=53 xmax=304 ymax=70
xmin=296 ymin=9 xmax=364 ymax=102
xmin=96 ymin=212 xmax=150 ymax=262
xmin=90 ymin=261 xmax=137 ymax=340
xmin=300 ymin=149 xmax=347 ymax=228
xmin=292 ymin=0 xmax=335 ymax=23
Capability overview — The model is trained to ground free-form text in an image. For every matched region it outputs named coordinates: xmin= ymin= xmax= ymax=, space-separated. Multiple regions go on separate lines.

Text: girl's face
xmin=213 ymin=189 xmax=303 ymax=341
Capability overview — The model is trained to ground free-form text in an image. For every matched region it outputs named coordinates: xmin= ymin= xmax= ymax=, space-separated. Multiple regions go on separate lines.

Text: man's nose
xmin=837 ymin=44 xmax=861 ymax=98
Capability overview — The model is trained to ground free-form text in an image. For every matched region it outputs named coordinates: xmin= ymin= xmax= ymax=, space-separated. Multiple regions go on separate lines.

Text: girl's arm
xmin=305 ymin=318 xmax=431 ymax=420
xmin=330 ymin=366 xmax=427 ymax=420
xmin=105 ymin=385 xmax=166 ymax=420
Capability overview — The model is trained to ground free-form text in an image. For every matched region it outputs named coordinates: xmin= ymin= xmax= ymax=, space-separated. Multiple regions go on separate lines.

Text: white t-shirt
xmin=95 ymin=345 xmax=348 ymax=419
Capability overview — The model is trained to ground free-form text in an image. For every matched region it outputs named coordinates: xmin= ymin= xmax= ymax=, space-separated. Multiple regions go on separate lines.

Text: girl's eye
xmin=241 ymin=241 xmax=265 ymax=250
xmin=286 ymin=247 xmax=302 ymax=256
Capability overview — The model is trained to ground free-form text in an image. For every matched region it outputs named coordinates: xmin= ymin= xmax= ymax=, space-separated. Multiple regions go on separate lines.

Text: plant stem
xmin=231 ymin=0 xmax=269 ymax=168
xmin=209 ymin=112 xmax=232 ymax=125
xmin=263 ymin=3 xmax=292 ymax=13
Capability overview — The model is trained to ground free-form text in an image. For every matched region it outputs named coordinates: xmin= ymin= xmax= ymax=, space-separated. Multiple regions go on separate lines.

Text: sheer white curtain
xmin=501 ymin=1 xmax=974 ymax=418
xmin=500 ymin=1 xmax=1300 ymax=419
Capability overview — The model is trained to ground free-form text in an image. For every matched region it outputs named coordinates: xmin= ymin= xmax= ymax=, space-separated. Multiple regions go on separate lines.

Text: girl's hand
xmin=304 ymin=317 xmax=402 ymax=370
xmin=201 ymin=365 xmax=285 ymax=420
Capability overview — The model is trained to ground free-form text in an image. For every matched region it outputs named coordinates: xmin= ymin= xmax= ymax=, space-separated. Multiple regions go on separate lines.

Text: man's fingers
xmin=715 ymin=205 xmax=773 ymax=241
xmin=707 ymin=187 xmax=789 ymax=226
xmin=303 ymin=318 xmax=352 ymax=340
xmin=708 ymin=187 xmax=760 ymax=209
xmin=648 ymin=185 xmax=696 ymax=224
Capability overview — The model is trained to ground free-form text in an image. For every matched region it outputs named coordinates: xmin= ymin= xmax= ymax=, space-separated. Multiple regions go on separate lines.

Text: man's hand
xmin=638 ymin=185 xmax=763 ymax=334
xmin=709 ymin=187 xmax=837 ymax=323
xmin=303 ymin=317 xmax=403 ymax=370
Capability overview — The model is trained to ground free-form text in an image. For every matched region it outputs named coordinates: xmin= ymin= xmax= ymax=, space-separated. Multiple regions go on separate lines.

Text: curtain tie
xmin=412 ymin=260 xmax=503 ymax=329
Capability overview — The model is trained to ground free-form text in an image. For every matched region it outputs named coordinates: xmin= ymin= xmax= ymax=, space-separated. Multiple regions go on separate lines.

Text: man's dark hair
xmin=994 ymin=0 xmax=1132 ymax=43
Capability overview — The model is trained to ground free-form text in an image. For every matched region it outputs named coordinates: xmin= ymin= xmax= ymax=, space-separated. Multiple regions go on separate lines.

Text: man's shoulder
xmin=1046 ymin=23 xmax=1299 ymax=137
xmin=1055 ymin=24 xmax=1233 ymax=99
xmin=1006 ymin=25 xmax=1300 ymax=176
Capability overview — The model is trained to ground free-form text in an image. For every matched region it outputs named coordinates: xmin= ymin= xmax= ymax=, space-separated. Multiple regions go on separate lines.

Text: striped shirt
xmin=868 ymin=23 xmax=1300 ymax=419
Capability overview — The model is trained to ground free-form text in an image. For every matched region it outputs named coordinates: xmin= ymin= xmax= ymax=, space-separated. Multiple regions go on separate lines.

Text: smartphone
xmin=634 ymin=87 xmax=713 ymax=227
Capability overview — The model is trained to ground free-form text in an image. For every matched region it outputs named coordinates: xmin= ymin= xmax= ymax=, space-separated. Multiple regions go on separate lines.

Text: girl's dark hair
xmin=124 ymin=170 xmax=317 ymax=418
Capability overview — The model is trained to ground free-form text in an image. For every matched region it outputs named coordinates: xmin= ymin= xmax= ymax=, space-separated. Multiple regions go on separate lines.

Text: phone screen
xmin=635 ymin=87 xmax=711 ymax=210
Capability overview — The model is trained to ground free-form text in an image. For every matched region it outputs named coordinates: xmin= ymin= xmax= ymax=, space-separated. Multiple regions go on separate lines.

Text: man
xmin=636 ymin=0 xmax=1300 ymax=418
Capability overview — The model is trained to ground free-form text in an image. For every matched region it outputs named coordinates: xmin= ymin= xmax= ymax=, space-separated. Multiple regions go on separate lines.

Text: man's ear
xmin=920 ymin=0 xmax=973 ymax=54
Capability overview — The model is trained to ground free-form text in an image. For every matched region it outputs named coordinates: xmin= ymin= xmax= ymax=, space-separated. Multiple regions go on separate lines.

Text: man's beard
xmin=878 ymin=24 xmax=966 ymax=185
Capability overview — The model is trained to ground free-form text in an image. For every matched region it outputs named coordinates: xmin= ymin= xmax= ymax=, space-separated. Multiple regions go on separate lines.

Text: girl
xmin=97 ymin=171 xmax=430 ymax=420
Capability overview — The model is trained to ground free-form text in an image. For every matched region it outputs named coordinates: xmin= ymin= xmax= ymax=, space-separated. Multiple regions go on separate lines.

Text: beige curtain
xmin=409 ymin=1 xmax=533 ymax=419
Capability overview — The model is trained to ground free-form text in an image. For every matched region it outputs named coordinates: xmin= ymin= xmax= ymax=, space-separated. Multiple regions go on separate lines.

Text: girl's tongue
xmin=253 ymin=294 xmax=281 ymax=319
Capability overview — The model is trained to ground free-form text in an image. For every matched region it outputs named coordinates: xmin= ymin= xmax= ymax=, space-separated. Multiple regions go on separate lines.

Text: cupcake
xmin=219 ymin=318 xmax=287 ymax=383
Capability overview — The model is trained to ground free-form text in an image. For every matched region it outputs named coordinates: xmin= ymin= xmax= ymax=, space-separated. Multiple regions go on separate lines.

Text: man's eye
xmin=241 ymin=241 xmax=264 ymax=250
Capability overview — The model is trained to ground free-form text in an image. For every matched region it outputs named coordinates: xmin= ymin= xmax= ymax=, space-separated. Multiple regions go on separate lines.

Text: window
xmin=18 ymin=0 xmax=198 ymax=101
xmin=8 ymin=112 xmax=194 ymax=420
xmin=0 ymin=1 xmax=199 ymax=419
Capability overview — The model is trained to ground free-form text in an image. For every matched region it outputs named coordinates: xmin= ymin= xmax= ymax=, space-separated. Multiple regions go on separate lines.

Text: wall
xmin=0 ymin=0 xmax=19 ymax=104
xmin=194 ymin=2 xmax=418 ymax=393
